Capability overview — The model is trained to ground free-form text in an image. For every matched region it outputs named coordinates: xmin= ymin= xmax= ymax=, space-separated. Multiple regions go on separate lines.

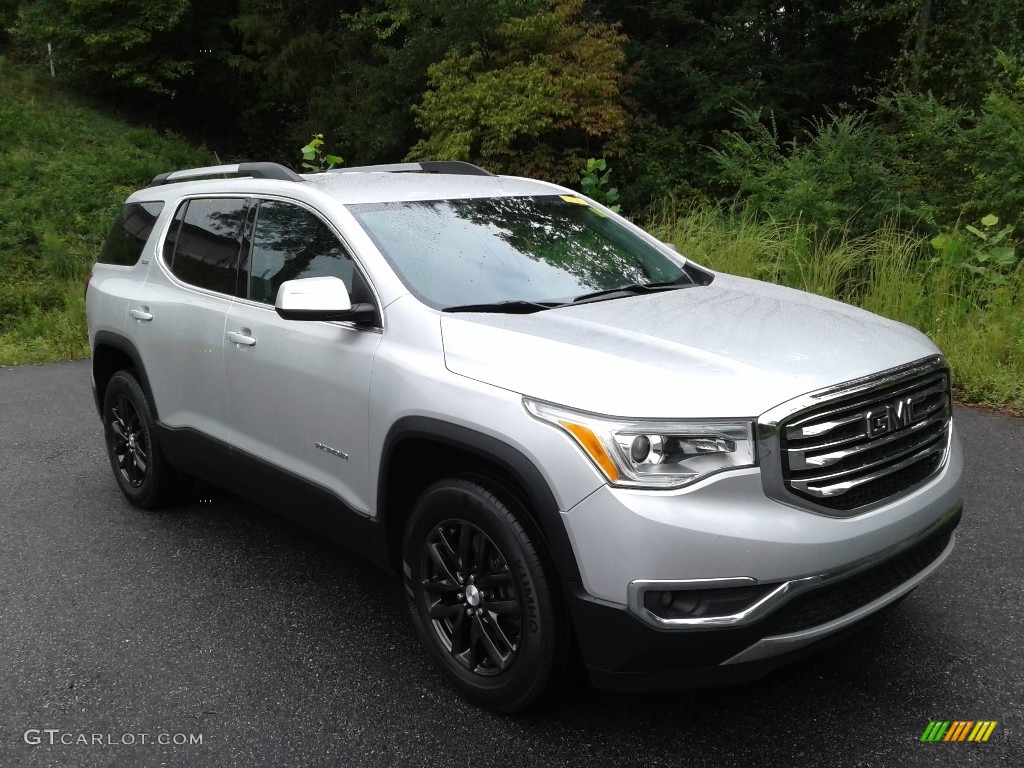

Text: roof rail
xmin=331 ymin=161 xmax=495 ymax=177
xmin=150 ymin=162 xmax=305 ymax=186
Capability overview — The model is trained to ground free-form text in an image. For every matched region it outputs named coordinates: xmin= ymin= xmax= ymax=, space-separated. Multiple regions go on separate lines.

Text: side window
xmin=97 ymin=202 xmax=164 ymax=266
xmin=247 ymin=200 xmax=356 ymax=304
xmin=164 ymin=198 xmax=247 ymax=295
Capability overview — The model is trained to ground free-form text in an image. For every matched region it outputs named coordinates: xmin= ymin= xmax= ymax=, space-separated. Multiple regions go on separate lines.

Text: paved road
xmin=1 ymin=360 xmax=1021 ymax=768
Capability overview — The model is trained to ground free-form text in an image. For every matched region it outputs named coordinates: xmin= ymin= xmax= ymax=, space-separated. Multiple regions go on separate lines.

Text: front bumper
xmin=561 ymin=426 xmax=962 ymax=607
xmin=569 ymin=506 xmax=959 ymax=691
xmin=559 ymin=424 xmax=963 ymax=689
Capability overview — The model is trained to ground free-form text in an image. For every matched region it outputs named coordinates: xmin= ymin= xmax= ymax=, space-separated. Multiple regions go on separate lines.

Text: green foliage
xmin=231 ymin=0 xmax=547 ymax=167
xmin=870 ymin=91 xmax=973 ymax=228
xmin=6 ymin=0 xmax=1024 ymax=218
xmin=713 ymin=72 xmax=1024 ymax=238
xmin=0 ymin=56 xmax=211 ymax=364
xmin=300 ymin=134 xmax=343 ymax=172
xmin=9 ymin=0 xmax=195 ymax=95
xmin=871 ymin=79 xmax=1024 ymax=229
xmin=892 ymin=0 xmax=1024 ymax=107
xmin=407 ymin=0 xmax=633 ymax=184
xmin=712 ymin=107 xmax=910 ymax=236
xmin=579 ymin=158 xmax=620 ymax=211
xmin=930 ymin=216 xmax=1020 ymax=300
xmin=591 ymin=0 xmax=910 ymax=198
xmin=960 ymin=53 xmax=1024 ymax=226
xmin=2 ymin=3 xmax=1024 ymax=407
xmin=231 ymin=1 xmax=367 ymax=161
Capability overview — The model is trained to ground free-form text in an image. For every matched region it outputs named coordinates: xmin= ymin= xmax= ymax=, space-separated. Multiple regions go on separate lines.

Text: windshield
xmin=347 ymin=195 xmax=693 ymax=309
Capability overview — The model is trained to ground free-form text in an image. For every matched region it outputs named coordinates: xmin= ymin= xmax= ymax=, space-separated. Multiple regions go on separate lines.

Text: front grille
xmin=779 ymin=363 xmax=951 ymax=513
xmin=759 ymin=513 xmax=958 ymax=636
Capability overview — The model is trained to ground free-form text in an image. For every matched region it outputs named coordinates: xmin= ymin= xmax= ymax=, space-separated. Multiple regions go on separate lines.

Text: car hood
xmin=439 ymin=274 xmax=941 ymax=418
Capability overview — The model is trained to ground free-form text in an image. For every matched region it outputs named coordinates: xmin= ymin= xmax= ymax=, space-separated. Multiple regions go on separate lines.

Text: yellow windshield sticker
xmin=560 ymin=195 xmax=588 ymax=205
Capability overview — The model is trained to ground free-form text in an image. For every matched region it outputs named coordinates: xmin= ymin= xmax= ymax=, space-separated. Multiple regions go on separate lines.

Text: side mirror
xmin=274 ymin=276 xmax=376 ymax=324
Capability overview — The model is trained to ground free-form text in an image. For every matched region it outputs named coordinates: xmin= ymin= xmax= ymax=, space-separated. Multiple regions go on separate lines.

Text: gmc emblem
xmin=865 ymin=396 xmax=919 ymax=437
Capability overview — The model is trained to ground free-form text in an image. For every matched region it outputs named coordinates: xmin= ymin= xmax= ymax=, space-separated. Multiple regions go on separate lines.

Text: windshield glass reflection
xmin=349 ymin=195 xmax=689 ymax=308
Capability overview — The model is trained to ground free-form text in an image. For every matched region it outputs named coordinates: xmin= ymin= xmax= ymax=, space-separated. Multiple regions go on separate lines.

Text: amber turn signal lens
xmin=558 ymin=420 xmax=620 ymax=483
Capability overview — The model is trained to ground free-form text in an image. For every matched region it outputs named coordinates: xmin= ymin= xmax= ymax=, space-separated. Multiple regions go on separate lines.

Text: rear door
xmin=130 ymin=196 xmax=248 ymax=450
xmin=223 ymin=198 xmax=382 ymax=519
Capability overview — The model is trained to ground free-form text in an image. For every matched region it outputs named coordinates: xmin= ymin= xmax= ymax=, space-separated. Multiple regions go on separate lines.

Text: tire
xmin=101 ymin=370 xmax=176 ymax=509
xmin=403 ymin=478 xmax=570 ymax=713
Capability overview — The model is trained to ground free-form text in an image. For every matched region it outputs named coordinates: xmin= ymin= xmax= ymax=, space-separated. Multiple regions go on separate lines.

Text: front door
xmin=223 ymin=198 xmax=382 ymax=525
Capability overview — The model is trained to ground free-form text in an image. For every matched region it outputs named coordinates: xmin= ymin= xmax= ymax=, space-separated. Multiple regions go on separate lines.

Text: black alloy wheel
xmin=102 ymin=370 xmax=175 ymax=508
xmin=109 ymin=393 xmax=148 ymax=488
xmin=404 ymin=478 xmax=570 ymax=713
xmin=421 ymin=519 xmax=521 ymax=675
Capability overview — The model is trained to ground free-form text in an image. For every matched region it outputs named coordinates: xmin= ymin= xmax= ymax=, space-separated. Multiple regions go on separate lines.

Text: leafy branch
xmin=300 ymin=134 xmax=343 ymax=172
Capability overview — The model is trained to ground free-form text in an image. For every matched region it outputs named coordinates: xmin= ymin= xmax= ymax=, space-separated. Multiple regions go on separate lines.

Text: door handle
xmin=130 ymin=308 xmax=153 ymax=322
xmin=226 ymin=330 xmax=257 ymax=347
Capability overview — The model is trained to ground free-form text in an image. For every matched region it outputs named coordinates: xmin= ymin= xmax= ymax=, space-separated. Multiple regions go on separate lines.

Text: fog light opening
xmin=642 ymin=584 xmax=776 ymax=621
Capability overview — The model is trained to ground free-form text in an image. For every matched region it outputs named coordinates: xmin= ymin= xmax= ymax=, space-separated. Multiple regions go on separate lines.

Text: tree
xmin=581 ymin=1 xmax=910 ymax=203
xmin=228 ymin=0 xmax=540 ymax=165
xmin=9 ymin=0 xmax=194 ymax=95
xmin=229 ymin=0 xmax=366 ymax=160
xmin=407 ymin=0 xmax=632 ymax=183
xmin=838 ymin=0 xmax=1024 ymax=108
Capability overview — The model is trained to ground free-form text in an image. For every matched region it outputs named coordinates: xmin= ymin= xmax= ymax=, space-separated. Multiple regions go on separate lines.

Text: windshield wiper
xmin=443 ymin=299 xmax=564 ymax=314
xmin=442 ymin=279 xmax=693 ymax=314
xmin=570 ymin=279 xmax=692 ymax=305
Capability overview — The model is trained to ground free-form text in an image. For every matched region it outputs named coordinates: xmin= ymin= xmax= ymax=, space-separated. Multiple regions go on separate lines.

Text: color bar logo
xmin=920 ymin=721 xmax=998 ymax=742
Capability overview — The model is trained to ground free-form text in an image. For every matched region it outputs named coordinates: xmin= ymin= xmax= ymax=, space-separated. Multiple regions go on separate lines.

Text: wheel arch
xmin=378 ymin=417 xmax=583 ymax=585
xmin=92 ymin=332 xmax=158 ymax=421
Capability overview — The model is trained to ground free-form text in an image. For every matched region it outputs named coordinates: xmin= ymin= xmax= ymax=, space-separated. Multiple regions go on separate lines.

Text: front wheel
xmin=403 ymin=479 xmax=569 ymax=713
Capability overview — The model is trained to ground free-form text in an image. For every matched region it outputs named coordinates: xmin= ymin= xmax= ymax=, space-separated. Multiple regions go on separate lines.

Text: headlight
xmin=524 ymin=399 xmax=757 ymax=489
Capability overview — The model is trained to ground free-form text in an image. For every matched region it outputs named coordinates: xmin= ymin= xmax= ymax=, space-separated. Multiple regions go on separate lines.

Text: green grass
xmin=650 ymin=202 xmax=1024 ymax=408
xmin=0 ymin=56 xmax=211 ymax=364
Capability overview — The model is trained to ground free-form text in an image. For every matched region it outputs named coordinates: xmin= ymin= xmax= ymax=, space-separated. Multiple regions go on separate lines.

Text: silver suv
xmin=86 ymin=161 xmax=963 ymax=712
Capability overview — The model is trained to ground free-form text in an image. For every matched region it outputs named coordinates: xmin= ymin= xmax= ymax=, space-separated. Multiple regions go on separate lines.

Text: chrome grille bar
xmin=787 ymin=410 xmax=949 ymax=471
xmin=790 ymin=441 xmax=947 ymax=498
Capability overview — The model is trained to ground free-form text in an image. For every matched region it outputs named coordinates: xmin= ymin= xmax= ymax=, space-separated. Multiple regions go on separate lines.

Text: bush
xmin=712 ymin=65 xmax=1024 ymax=238
xmin=963 ymin=54 xmax=1024 ymax=226
xmin=871 ymin=91 xmax=974 ymax=229
xmin=711 ymin=107 xmax=913 ymax=237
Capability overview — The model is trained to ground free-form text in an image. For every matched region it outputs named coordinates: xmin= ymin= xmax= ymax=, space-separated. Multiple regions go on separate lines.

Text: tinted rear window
xmin=97 ymin=202 xmax=164 ymax=266
xmin=164 ymin=198 xmax=247 ymax=295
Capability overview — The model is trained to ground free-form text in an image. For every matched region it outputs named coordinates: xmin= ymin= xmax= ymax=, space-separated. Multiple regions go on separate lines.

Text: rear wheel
xmin=102 ymin=370 xmax=176 ymax=508
xmin=403 ymin=478 xmax=569 ymax=713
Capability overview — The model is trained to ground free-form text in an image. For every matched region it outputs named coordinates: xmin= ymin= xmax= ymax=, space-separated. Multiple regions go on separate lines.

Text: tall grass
xmin=0 ymin=56 xmax=211 ymax=365
xmin=651 ymin=202 xmax=1024 ymax=407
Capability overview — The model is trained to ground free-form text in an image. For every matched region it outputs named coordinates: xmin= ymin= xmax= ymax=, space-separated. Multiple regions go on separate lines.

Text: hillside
xmin=0 ymin=57 xmax=211 ymax=364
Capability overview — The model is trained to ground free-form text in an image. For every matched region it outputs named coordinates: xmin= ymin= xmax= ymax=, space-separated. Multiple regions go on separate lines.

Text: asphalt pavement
xmin=0 ymin=360 xmax=1021 ymax=768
